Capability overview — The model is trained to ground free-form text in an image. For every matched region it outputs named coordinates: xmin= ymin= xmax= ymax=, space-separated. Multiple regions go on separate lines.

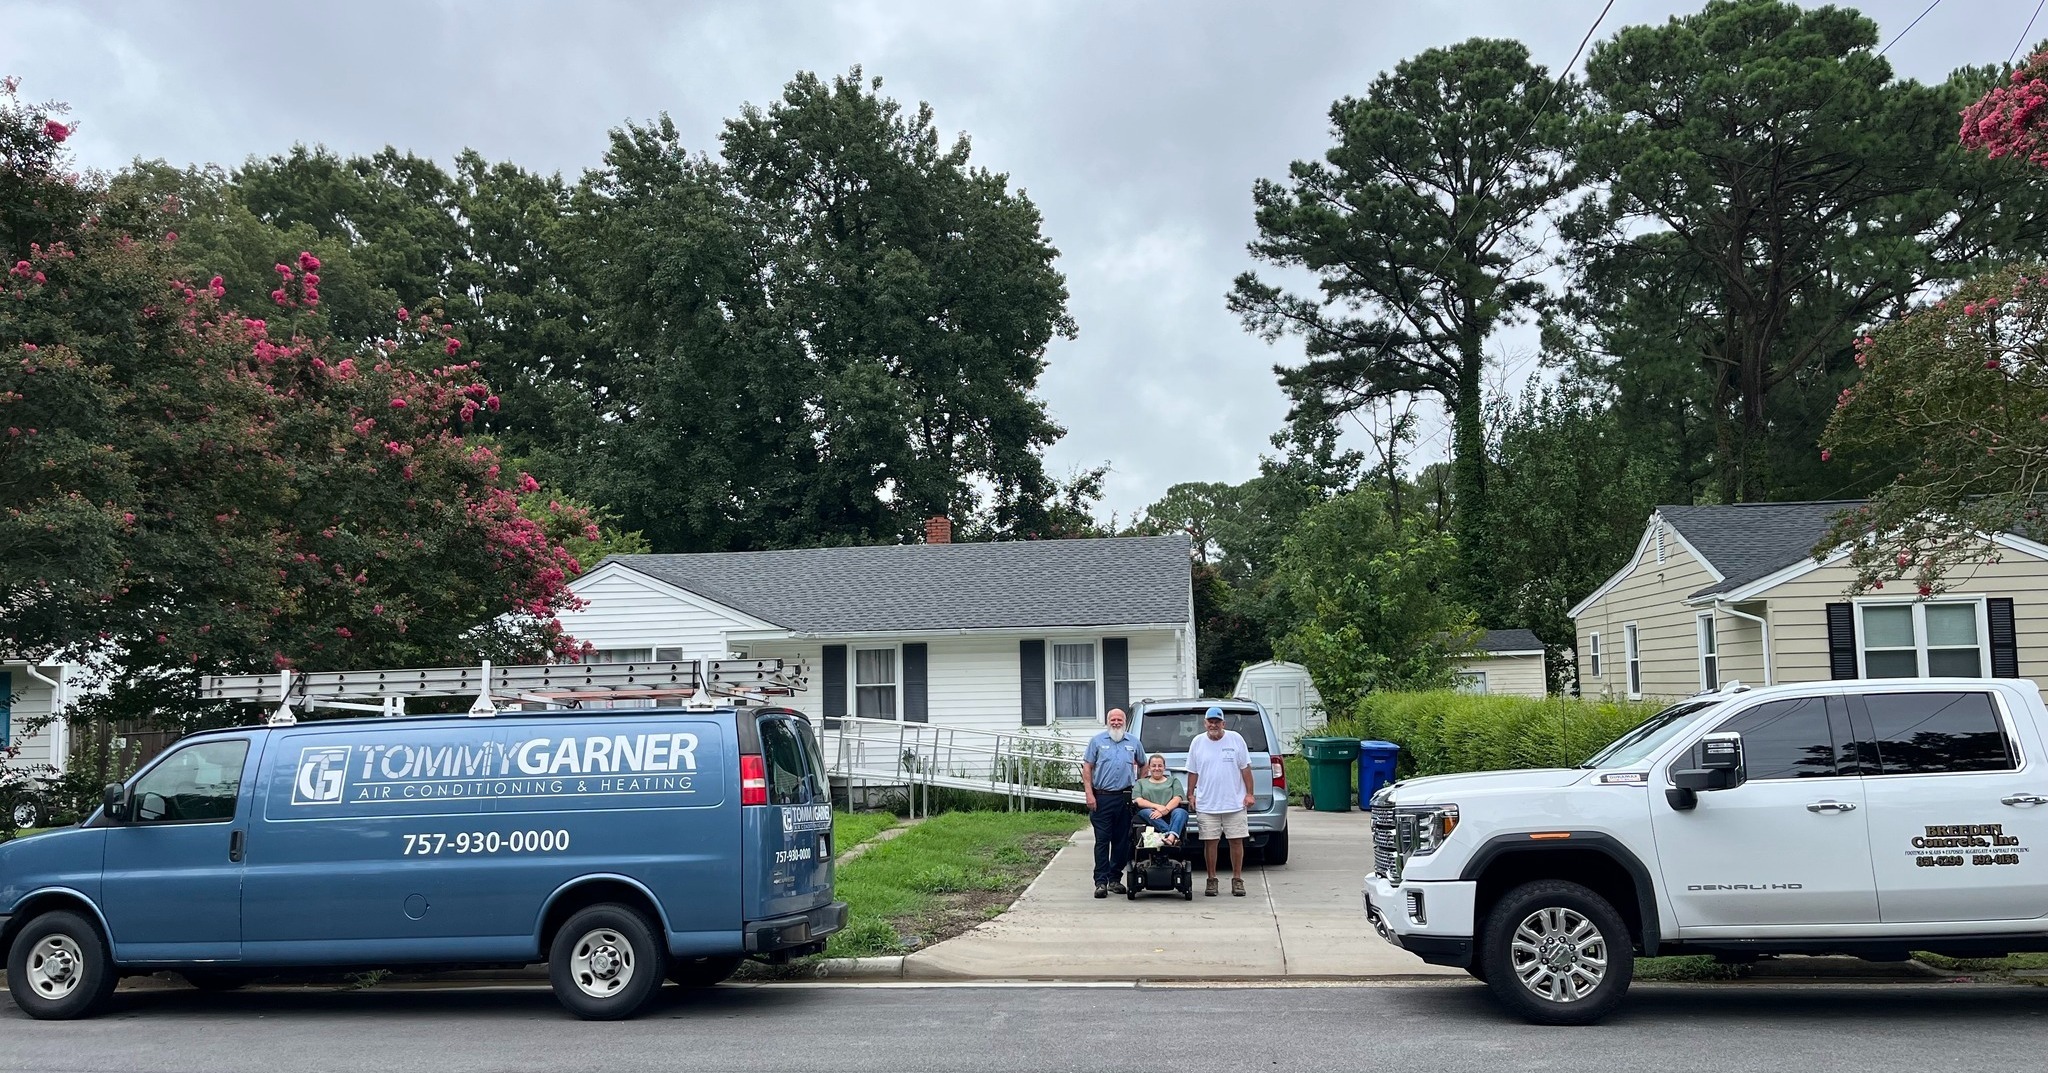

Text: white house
xmin=1451 ymin=629 xmax=1549 ymax=698
xmin=1 ymin=660 xmax=73 ymax=776
xmin=556 ymin=526 xmax=1198 ymax=734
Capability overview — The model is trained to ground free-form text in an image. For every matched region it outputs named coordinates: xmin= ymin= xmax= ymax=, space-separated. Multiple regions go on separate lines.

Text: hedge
xmin=1326 ymin=691 xmax=1668 ymax=779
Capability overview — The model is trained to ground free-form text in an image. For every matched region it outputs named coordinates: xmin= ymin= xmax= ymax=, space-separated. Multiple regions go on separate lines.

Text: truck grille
xmin=1371 ymin=803 xmax=1395 ymax=876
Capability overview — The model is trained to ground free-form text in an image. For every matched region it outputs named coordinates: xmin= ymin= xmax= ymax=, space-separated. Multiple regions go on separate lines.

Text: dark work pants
xmin=1090 ymin=792 xmax=1133 ymax=885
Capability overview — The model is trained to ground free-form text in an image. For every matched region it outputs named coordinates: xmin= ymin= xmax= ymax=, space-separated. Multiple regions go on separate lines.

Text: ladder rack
xmin=202 ymin=658 xmax=806 ymax=725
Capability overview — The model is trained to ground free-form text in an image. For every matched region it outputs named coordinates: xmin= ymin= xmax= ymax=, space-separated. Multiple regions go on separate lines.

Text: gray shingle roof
xmin=1659 ymin=501 xmax=1861 ymax=598
xmin=602 ymin=534 xmax=1193 ymax=633
xmin=1477 ymin=628 xmax=1544 ymax=654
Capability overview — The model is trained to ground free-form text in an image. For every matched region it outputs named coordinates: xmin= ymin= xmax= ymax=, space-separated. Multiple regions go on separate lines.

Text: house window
xmin=1624 ymin=624 xmax=1642 ymax=699
xmin=1696 ymin=613 xmax=1718 ymax=692
xmin=854 ymin=647 xmax=898 ymax=719
xmin=1052 ymin=642 xmax=1098 ymax=722
xmin=1588 ymin=633 xmax=1602 ymax=678
xmin=583 ymin=648 xmax=653 ymax=664
xmin=1859 ymin=601 xmax=1986 ymax=679
xmin=1455 ymin=671 xmax=1488 ymax=695
xmin=653 ymin=646 xmax=685 ymax=662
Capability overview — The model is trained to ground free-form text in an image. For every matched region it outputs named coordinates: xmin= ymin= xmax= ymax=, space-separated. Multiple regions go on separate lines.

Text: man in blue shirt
xmin=1082 ymin=707 xmax=1146 ymax=898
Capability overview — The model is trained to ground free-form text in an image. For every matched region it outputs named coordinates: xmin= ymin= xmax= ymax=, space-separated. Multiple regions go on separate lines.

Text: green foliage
xmin=1331 ymin=691 xmax=1665 ymax=778
xmin=833 ymin=810 xmax=898 ymax=852
xmin=1272 ymin=489 xmax=1474 ymax=712
xmin=824 ymin=810 xmax=1083 ymax=959
xmin=1818 ymin=264 xmax=2048 ymax=594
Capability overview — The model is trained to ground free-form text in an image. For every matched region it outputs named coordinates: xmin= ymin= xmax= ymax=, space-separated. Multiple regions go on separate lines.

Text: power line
xmin=2012 ymin=0 xmax=2045 ymax=65
xmin=1879 ymin=0 xmax=1943 ymax=57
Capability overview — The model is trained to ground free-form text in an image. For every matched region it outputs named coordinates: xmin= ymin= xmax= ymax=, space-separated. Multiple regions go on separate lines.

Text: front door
xmin=1652 ymin=694 xmax=1880 ymax=929
xmin=1854 ymin=689 xmax=2048 ymax=923
xmin=100 ymin=737 xmax=253 ymax=962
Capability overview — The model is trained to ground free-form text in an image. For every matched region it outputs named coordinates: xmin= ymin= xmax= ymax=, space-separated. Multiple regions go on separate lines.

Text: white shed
xmin=1232 ymin=660 xmax=1323 ymax=752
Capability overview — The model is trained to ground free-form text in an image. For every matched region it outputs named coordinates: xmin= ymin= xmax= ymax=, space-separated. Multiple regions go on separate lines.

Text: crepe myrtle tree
xmin=1816 ymin=265 xmax=2048 ymax=595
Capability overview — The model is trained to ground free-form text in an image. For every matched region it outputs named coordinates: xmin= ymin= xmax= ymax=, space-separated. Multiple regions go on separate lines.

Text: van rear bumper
xmin=745 ymin=901 xmax=848 ymax=957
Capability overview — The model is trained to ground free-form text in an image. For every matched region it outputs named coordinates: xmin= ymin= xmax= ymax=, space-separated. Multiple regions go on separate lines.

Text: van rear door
xmin=744 ymin=712 xmax=834 ymax=924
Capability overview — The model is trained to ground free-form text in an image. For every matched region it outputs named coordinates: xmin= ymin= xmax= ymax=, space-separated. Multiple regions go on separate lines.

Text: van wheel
xmin=1262 ymin=830 xmax=1290 ymax=866
xmin=1480 ymin=881 xmax=1633 ymax=1026
xmin=549 ymin=905 xmax=665 ymax=1020
xmin=666 ymin=956 xmax=742 ymax=988
xmin=7 ymin=911 xmax=118 ymax=1020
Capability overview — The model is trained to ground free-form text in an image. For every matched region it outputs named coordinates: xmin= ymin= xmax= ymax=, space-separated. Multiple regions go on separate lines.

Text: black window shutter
xmin=822 ymin=645 xmax=847 ymax=728
xmin=1826 ymin=603 xmax=1859 ymax=680
xmin=1103 ymin=638 xmax=1130 ymax=714
xmin=1989 ymin=598 xmax=2020 ymax=678
xmin=1020 ymin=640 xmax=1047 ymax=726
xmin=903 ymin=643 xmax=929 ymax=722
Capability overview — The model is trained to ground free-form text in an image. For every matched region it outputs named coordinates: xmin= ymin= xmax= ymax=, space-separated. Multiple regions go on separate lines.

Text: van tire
xmin=7 ymin=910 xmax=118 ymax=1020
xmin=1480 ymin=880 xmax=1632 ymax=1026
xmin=1262 ymin=830 xmax=1290 ymax=866
xmin=548 ymin=904 xmax=665 ymax=1020
xmin=666 ymin=955 xmax=742 ymax=988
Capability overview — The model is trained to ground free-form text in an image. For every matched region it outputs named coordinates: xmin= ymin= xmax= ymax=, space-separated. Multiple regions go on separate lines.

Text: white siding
xmin=555 ymin=566 xmax=757 ymax=656
xmin=1574 ymin=522 xmax=1721 ymax=700
xmin=1455 ymin=654 xmax=1548 ymax=698
xmin=2 ymin=667 xmax=63 ymax=773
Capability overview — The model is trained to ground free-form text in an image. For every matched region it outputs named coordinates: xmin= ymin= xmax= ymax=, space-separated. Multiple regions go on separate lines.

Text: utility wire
xmin=2012 ymin=0 xmax=2045 ymax=65
xmin=1879 ymin=0 xmax=1943 ymax=57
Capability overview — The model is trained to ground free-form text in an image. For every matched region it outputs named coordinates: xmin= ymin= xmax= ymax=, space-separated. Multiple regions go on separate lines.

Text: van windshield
xmin=1141 ymin=709 xmax=1270 ymax=753
xmin=1579 ymin=700 xmax=1722 ymax=769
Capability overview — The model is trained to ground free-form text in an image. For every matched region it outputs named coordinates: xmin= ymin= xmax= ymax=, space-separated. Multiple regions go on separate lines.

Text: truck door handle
xmin=229 ymin=830 xmax=245 ymax=862
xmin=1806 ymin=800 xmax=1857 ymax=814
xmin=2001 ymin=793 xmax=2048 ymax=807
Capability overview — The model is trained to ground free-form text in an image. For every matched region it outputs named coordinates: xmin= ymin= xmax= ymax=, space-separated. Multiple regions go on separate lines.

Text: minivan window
xmin=759 ymin=717 xmax=818 ymax=805
xmin=130 ymin=739 xmax=249 ymax=823
xmin=1862 ymin=692 xmax=2016 ymax=775
xmin=1141 ymin=709 xmax=1269 ymax=753
xmin=1689 ymin=696 xmax=1840 ymax=780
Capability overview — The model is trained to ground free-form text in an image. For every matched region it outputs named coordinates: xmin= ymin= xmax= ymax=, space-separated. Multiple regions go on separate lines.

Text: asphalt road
xmin=3 ymin=981 xmax=2046 ymax=1072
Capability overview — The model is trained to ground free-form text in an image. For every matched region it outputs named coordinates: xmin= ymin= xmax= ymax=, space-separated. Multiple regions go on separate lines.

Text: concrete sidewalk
xmin=900 ymin=808 xmax=1462 ymax=981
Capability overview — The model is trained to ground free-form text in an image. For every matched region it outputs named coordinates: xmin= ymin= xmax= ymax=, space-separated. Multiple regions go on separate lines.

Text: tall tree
xmin=1231 ymin=38 xmax=1579 ymax=609
xmin=1561 ymin=0 xmax=2048 ymax=503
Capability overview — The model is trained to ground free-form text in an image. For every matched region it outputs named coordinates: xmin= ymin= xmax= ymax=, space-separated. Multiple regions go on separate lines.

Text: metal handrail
xmin=821 ymin=715 xmax=1087 ymax=816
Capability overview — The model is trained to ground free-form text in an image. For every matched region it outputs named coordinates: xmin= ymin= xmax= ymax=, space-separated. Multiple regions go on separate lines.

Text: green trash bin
xmin=1300 ymin=736 xmax=1362 ymax=812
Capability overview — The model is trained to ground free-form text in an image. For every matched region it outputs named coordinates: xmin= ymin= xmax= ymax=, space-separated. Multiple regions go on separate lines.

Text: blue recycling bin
xmin=1358 ymin=740 xmax=1401 ymax=803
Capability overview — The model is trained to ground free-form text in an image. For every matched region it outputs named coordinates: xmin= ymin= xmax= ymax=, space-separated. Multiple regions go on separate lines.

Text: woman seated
xmin=1133 ymin=755 xmax=1188 ymax=846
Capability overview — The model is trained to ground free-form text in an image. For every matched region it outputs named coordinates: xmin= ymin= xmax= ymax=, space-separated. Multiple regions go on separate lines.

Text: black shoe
xmin=1095 ymin=884 xmax=1108 ymax=898
xmin=1107 ymin=881 xmax=1127 ymax=894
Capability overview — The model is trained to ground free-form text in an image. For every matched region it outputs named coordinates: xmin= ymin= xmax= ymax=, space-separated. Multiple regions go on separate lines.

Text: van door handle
xmin=1806 ymin=800 xmax=1857 ymax=814
xmin=2002 ymin=793 xmax=2048 ymax=807
xmin=229 ymin=830 xmax=245 ymax=862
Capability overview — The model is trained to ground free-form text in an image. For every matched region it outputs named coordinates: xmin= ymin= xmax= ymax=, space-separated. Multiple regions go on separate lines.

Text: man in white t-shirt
xmin=1184 ymin=706 xmax=1255 ymax=897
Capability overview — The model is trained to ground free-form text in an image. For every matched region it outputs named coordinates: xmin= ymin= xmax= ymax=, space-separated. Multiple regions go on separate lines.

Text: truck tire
xmin=666 ymin=955 xmax=742 ymax=988
xmin=548 ymin=904 xmax=666 ymax=1020
xmin=1262 ymin=830 xmax=1289 ymax=866
xmin=6 ymin=910 xmax=118 ymax=1020
xmin=1479 ymin=880 xmax=1633 ymax=1026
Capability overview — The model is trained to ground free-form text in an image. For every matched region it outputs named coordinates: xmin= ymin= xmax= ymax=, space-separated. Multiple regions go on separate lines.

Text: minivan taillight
xmin=1271 ymin=756 xmax=1286 ymax=790
xmin=741 ymin=754 xmax=768 ymax=806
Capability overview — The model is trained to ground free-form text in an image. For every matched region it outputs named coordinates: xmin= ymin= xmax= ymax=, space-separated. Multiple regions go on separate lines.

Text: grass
xmin=823 ymin=810 xmax=1085 ymax=959
xmin=1911 ymin=951 xmax=2048 ymax=976
xmin=833 ymin=810 xmax=898 ymax=854
xmin=1633 ymin=955 xmax=1747 ymax=982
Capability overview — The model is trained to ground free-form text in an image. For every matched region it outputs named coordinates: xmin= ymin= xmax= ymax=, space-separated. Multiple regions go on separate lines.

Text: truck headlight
xmin=1395 ymin=805 xmax=1459 ymax=857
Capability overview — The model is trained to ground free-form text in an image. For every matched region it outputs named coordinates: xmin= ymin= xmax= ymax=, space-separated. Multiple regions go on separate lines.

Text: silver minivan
xmin=1129 ymin=699 xmax=1290 ymax=864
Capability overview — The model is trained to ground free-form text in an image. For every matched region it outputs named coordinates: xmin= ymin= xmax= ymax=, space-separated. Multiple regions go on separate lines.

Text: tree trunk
xmin=1450 ymin=339 xmax=1491 ymax=612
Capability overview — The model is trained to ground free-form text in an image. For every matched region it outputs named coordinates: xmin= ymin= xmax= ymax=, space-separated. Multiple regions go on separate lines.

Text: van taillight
xmin=1271 ymin=756 xmax=1286 ymax=789
xmin=741 ymin=754 xmax=768 ymax=806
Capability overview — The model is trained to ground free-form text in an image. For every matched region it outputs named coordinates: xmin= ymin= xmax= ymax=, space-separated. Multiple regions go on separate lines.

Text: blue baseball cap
xmin=1204 ymin=706 xmax=1225 ymax=721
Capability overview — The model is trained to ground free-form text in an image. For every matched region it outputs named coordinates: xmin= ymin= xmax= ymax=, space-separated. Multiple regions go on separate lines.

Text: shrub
xmin=1330 ymin=691 xmax=1667 ymax=778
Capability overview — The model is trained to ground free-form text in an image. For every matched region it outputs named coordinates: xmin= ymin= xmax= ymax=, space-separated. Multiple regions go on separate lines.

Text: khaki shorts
xmin=1198 ymin=809 xmax=1250 ymax=840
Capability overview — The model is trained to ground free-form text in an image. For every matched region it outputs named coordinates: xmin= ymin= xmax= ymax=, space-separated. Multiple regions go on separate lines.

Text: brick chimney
xmin=924 ymin=514 xmax=952 ymax=545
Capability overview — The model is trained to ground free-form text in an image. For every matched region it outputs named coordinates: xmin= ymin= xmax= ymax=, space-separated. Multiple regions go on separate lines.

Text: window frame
xmin=125 ymin=738 xmax=251 ymax=826
xmin=1854 ymin=598 xmax=1989 ymax=680
xmin=851 ymin=644 xmax=901 ymax=721
xmin=1454 ymin=670 xmax=1489 ymax=695
xmin=1696 ymin=612 xmax=1719 ymax=692
xmin=1587 ymin=633 xmax=1602 ymax=679
xmin=1624 ymin=623 xmax=1642 ymax=700
xmin=582 ymin=647 xmax=654 ymax=665
xmin=1050 ymin=639 xmax=1101 ymax=724
xmin=1667 ymin=694 xmax=1850 ymax=784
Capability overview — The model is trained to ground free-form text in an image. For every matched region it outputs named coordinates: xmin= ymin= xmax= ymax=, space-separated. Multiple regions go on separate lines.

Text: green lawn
xmin=1912 ymin=951 xmax=2048 ymax=976
xmin=825 ymin=810 xmax=1084 ymax=958
xmin=833 ymin=810 xmax=898 ymax=854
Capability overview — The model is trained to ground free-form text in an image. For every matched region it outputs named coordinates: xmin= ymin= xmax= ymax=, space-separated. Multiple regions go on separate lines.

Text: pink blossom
xmin=298 ymin=251 xmax=321 ymax=272
xmin=335 ymin=626 xmax=352 ymax=639
xmin=397 ymin=307 xmax=410 ymax=322
xmin=485 ymin=394 xmax=500 ymax=412
xmin=121 ymin=512 xmax=135 ymax=524
xmin=519 ymin=473 xmax=540 ymax=492
xmin=20 ymin=343 xmax=34 ymax=353
xmin=389 ymin=398 xmax=408 ymax=409
xmin=271 ymin=288 xmax=288 ymax=306
xmin=1820 ymin=449 xmax=1832 ymax=462
xmin=30 ymin=271 xmax=43 ymax=284
xmin=1918 ymin=583 xmax=1933 ymax=597
xmin=208 ymin=275 xmax=224 ymax=297
xmin=8 ymin=261 xmax=28 ymax=278
xmin=445 ymin=338 xmax=462 ymax=356
xmin=43 ymin=120 xmax=69 ymax=143
xmin=1897 ymin=553 xmax=1911 ymax=568
xmin=275 ymin=263 xmax=293 ymax=279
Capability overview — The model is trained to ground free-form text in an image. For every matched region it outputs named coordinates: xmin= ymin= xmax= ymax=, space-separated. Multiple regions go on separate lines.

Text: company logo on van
xmin=782 ymin=803 xmax=832 ymax=833
xmin=293 ymin=746 xmax=353 ymax=805
xmin=286 ymin=732 xmax=704 ymax=806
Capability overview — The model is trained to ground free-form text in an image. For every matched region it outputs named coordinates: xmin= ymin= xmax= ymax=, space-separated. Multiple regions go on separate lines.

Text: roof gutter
xmin=14 ymin=661 xmax=67 ymax=775
xmin=1710 ymin=601 xmax=1771 ymax=687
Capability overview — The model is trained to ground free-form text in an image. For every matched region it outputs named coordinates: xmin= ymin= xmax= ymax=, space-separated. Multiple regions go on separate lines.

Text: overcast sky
xmin=1 ymin=0 xmax=2025 ymax=520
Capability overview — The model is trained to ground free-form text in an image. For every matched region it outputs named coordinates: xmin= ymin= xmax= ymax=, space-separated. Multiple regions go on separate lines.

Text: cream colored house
xmin=1571 ymin=502 xmax=2042 ymax=700
xmin=1452 ymin=630 xmax=1549 ymax=698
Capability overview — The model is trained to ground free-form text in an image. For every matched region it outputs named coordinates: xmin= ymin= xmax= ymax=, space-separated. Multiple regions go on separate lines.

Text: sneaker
xmin=1205 ymin=877 xmax=1219 ymax=897
xmin=1108 ymin=880 xmax=1127 ymax=894
xmin=1232 ymin=878 xmax=1246 ymax=897
xmin=1095 ymin=884 xmax=1108 ymax=899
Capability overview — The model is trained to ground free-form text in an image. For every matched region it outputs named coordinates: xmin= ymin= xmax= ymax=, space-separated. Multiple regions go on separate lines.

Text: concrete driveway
xmin=904 ymin=808 xmax=1463 ymax=980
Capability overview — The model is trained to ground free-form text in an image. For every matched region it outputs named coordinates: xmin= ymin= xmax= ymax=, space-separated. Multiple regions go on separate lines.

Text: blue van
xmin=0 ymin=703 xmax=845 ymax=1020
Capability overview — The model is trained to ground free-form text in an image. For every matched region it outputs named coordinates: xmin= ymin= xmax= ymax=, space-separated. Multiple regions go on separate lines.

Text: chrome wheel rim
xmin=1510 ymin=906 xmax=1607 ymax=1003
xmin=26 ymin=934 xmax=87 ymax=1002
xmin=569 ymin=928 xmax=635 ymax=1000
xmin=11 ymin=801 xmax=36 ymax=829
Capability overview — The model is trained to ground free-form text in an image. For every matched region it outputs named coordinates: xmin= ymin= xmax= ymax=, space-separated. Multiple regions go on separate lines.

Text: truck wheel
xmin=549 ymin=905 xmax=665 ymax=1020
xmin=1480 ymin=880 xmax=1633 ymax=1026
xmin=1262 ymin=830 xmax=1290 ymax=866
xmin=666 ymin=956 xmax=742 ymax=988
xmin=7 ymin=911 xmax=118 ymax=1020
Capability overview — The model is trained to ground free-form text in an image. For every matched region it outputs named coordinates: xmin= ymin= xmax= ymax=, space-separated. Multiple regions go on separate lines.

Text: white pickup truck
xmin=1363 ymin=677 xmax=2048 ymax=1024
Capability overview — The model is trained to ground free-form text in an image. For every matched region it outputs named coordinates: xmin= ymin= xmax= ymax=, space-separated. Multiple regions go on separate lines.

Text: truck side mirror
xmin=102 ymin=783 xmax=128 ymax=822
xmin=1666 ymin=732 xmax=1746 ymax=811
